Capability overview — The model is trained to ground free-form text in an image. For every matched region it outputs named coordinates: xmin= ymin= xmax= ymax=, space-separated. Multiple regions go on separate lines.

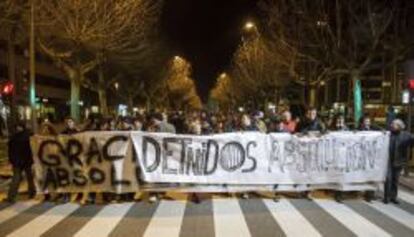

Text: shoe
xmin=43 ymin=194 xmax=51 ymax=202
xmin=28 ymin=192 xmax=36 ymax=199
xmin=365 ymin=198 xmax=372 ymax=203
xmin=148 ymin=195 xmax=158 ymax=203
xmin=62 ymin=194 xmax=70 ymax=203
xmin=191 ymin=194 xmax=201 ymax=204
xmin=390 ymin=199 xmax=400 ymax=205
xmin=273 ymin=197 xmax=279 ymax=202
xmin=334 ymin=193 xmax=343 ymax=203
xmin=383 ymin=199 xmax=389 ymax=204
xmin=302 ymin=192 xmax=311 ymax=200
xmin=335 ymin=196 xmax=343 ymax=203
xmin=3 ymin=198 xmax=15 ymax=204
xmin=241 ymin=193 xmax=249 ymax=199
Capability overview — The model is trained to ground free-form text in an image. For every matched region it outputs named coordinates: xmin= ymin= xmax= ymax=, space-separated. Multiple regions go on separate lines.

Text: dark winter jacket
xmin=298 ymin=118 xmax=325 ymax=133
xmin=389 ymin=131 xmax=414 ymax=167
xmin=8 ymin=130 xmax=33 ymax=168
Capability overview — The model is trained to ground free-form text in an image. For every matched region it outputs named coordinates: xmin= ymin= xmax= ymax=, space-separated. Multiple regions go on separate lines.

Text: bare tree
xmin=36 ymin=0 xmax=161 ymax=120
xmin=210 ymin=73 xmax=236 ymax=110
xmin=0 ymin=0 xmax=28 ymax=133
xmin=260 ymin=0 xmax=403 ymax=122
xmin=230 ymin=33 xmax=292 ymax=108
xmin=162 ymin=56 xmax=202 ymax=110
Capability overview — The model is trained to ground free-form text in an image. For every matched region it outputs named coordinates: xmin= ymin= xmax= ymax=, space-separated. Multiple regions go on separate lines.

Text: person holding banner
xmin=61 ymin=117 xmax=80 ymax=135
xmin=147 ymin=113 xmax=176 ymax=203
xmin=59 ymin=117 xmax=81 ymax=203
xmin=281 ymin=110 xmax=297 ymax=133
xmin=297 ymin=107 xmax=326 ymax=134
xmin=331 ymin=115 xmax=350 ymax=203
xmin=359 ymin=116 xmax=375 ymax=131
xmin=384 ymin=119 xmax=414 ymax=204
xmin=4 ymin=123 xmax=36 ymax=203
xmin=297 ymin=107 xmax=326 ymax=200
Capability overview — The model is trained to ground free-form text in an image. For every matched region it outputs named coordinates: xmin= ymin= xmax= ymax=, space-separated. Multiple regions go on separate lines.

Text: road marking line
xmin=74 ymin=203 xmax=134 ymax=237
xmin=399 ymin=189 xmax=414 ymax=205
xmin=7 ymin=203 xmax=79 ymax=237
xmin=313 ymin=199 xmax=391 ymax=237
xmin=369 ymin=201 xmax=414 ymax=230
xmin=143 ymin=200 xmax=187 ymax=237
xmin=212 ymin=198 xmax=251 ymax=237
xmin=0 ymin=201 xmax=39 ymax=224
xmin=263 ymin=199 xmax=321 ymax=237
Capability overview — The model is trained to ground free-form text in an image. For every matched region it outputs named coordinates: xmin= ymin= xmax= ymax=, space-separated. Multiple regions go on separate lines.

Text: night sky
xmin=161 ymin=0 xmax=258 ymax=101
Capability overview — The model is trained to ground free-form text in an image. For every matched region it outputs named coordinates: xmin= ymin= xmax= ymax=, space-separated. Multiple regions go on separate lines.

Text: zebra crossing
xmin=0 ymin=189 xmax=413 ymax=237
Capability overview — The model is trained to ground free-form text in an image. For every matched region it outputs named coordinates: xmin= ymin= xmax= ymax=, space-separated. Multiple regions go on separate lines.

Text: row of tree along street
xmin=0 ymin=0 xmax=201 ymax=128
xmin=0 ymin=0 xmax=413 ymax=131
xmin=211 ymin=0 xmax=413 ymax=124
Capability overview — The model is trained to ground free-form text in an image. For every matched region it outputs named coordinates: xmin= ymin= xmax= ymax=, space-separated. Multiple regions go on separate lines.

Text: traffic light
xmin=410 ymin=79 xmax=414 ymax=90
xmin=406 ymin=60 xmax=414 ymax=90
xmin=2 ymin=81 xmax=14 ymax=96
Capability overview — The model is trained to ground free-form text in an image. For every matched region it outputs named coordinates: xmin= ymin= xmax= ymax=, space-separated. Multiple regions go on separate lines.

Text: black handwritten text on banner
xmin=132 ymin=131 xmax=389 ymax=185
xmin=31 ymin=131 xmax=389 ymax=193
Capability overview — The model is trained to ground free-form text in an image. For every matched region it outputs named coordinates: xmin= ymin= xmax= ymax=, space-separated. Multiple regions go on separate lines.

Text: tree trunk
xmin=309 ymin=85 xmax=317 ymax=107
xmin=97 ymin=68 xmax=109 ymax=116
xmin=352 ymin=72 xmax=363 ymax=125
xmin=98 ymin=89 xmax=108 ymax=116
xmin=6 ymin=36 xmax=17 ymax=135
xmin=70 ymin=77 xmax=81 ymax=122
xmin=145 ymin=93 xmax=151 ymax=111
xmin=127 ymin=95 xmax=134 ymax=114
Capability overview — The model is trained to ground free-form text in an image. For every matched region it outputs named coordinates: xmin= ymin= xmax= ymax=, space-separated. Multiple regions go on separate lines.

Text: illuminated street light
xmin=114 ymin=82 xmax=119 ymax=90
xmin=244 ymin=21 xmax=255 ymax=31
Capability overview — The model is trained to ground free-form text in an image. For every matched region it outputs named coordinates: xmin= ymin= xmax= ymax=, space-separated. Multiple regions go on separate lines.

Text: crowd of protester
xmin=4 ymin=106 xmax=414 ymax=205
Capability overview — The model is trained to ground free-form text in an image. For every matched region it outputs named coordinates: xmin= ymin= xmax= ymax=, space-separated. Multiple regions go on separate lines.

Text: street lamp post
xmin=29 ymin=0 xmax=37 ymax=132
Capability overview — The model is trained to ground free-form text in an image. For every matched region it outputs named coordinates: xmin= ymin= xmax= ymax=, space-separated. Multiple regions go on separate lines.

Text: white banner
xmin=31 ymin=131 xmax=389 ymax=193
xmin=31 ymin=132 xmax=139 ymax=193
xmin=132 ymin=131 xmax=389 ymax=185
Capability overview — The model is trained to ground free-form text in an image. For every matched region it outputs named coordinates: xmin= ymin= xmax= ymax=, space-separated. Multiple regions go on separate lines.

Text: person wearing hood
xmin=5 ymin=123 xmax=36 ymax=203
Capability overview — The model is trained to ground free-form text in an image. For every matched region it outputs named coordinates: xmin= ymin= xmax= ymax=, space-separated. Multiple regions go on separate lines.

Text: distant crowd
xmin=4 ymin=106 xmax=413 ymax=206
xmin=38 ymin=107 xmax=380 ymax=137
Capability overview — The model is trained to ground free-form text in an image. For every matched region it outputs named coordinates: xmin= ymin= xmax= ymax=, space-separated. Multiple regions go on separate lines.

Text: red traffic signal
xmin=409 ymin=79 xmax=414 ymax=90
xmin=2 ymin=82 xmax=14 ymax=95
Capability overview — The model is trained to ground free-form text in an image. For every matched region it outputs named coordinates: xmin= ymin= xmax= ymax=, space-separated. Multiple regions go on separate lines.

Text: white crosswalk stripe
xmin=399 ymin=189 xmax=414 ymax=204
xmin=0 ymin=201 xmax=39 ymax=224
xmin=263 ymin=199 xmax=321 ymax=237
xmin=368 ymin=201 xmax=414 ymax=230
xmin=213 ymin=198 xmax=251 ymax=237
xmin=313 ymin=199 xmax=392 ymax=237
xmin=143 ymin=200 xmax=187 ymax=237
xmin=6 ymin=203 xmax=79 ymax=237
xmin=74 ymin=203 xmax=134 ymax=237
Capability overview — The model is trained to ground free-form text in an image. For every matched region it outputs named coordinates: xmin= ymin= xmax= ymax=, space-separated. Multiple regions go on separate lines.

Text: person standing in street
xmin=5 ymin=122 xmax=36 ymax=203
xmin=384 ymin=119 xmax=414 ymax=204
